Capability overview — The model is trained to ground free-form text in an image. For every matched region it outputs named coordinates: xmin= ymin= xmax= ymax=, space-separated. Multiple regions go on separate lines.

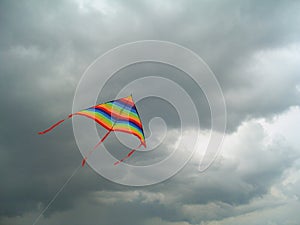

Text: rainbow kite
xmin=39 ymin=95 xmax=146 ymax=166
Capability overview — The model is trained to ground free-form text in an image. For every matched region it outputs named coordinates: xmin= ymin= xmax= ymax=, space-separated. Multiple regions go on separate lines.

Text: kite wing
xmin=39 ymin=95 xmax=146 ymax=166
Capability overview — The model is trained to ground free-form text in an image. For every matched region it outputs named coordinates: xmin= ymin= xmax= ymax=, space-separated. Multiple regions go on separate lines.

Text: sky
xmin=1 ymin=0 xmax=300 ymax=224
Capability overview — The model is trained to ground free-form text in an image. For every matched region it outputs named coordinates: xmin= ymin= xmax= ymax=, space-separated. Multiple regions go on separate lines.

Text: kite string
xmin=32 ymin=164 xmax=81 ymax=225
xmin=81 ymin=128 xmax=113 ymax=166
xmin=81 ymin=105 xmax=127 ymax=166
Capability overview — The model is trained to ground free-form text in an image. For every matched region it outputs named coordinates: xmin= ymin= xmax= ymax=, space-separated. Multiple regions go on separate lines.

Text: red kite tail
xmin=82 ymin=157 xmax=87 ymax=167
xmin=38 ymin=114 xmax=73 ymax=135
xmin=81 ymin=129 xmax=113 ymax=167
xmin=93 ymin=129 xmax=113 ymax=150
xmin=114 ymin=143 xmax=144 ymax=165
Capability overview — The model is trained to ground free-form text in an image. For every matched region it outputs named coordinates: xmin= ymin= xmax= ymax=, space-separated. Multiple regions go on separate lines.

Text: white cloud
xmin=91 ymin=190 xmax=165 ymax=204
xmin=144 ymin=217 xmax=191 ymax=225
xmin=201 ymin=200 xmax=300 ymax=225
xmin=74 ymin=0 xmax=120 ymax=15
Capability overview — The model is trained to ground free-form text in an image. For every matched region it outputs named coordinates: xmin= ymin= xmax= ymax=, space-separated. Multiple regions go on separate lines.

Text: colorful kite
xmin=39 ymin=95 xmax=146 ymax=166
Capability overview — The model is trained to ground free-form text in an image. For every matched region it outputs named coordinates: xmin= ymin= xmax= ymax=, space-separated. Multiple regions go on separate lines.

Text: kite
xmin=38 ymin=95 xmax=146 ymax=166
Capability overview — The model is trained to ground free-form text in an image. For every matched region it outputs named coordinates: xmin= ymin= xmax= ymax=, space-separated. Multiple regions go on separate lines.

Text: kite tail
xmin=81 ymin=158 xmax=87 ymax=167
xmin=81 ymin=129 xmax=113 ymax=167
xmin=93 ymin=129 xmax=113 ymax=150
xmin=38 ymin=114 xmax=73 ymax=135
xmin=114 ymin=143 xmax=143 ymax=166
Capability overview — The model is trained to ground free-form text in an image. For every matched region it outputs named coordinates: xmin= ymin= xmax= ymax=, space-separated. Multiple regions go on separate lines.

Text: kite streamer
xmin=39 ymin=95 xmax=146 ymax=166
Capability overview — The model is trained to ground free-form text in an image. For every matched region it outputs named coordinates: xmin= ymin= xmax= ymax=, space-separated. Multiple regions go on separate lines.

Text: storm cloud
xmin=1 ymin=0 xmax=300 ymax=225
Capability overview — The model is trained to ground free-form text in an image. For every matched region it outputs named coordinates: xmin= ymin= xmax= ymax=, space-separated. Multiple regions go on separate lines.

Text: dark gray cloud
xmin=1 ymin=0 xmax=300 ymax=225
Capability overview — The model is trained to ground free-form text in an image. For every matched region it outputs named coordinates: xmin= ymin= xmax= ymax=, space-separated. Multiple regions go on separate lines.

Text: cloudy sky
xmin=1 ymin=0 xmax=300 ymax=224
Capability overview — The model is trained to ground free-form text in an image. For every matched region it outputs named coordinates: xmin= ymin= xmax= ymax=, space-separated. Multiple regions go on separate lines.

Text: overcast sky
xmin=1 ymin=0 xmax=300 ymax=225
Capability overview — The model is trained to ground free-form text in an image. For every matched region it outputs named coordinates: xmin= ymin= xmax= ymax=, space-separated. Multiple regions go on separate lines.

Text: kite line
xmin=34 ymin=95 xmax=147 ymax=224
xmin=32 ymin=164 xmax=81 ymax=225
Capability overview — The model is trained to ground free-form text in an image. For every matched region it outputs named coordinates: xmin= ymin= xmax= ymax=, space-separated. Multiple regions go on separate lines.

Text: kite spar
xmin=38 ymin=95 xmax=146 ymax=166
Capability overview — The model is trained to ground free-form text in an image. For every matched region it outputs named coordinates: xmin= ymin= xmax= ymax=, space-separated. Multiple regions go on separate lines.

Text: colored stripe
xmin=113 ymin=129 xmax=146 ymax=146
xmin=113 ymin=123 xmax=145 ymax=141
xmin=75 ymin=111 xmax=145 ymax=140
xmin=92 ymin=106 xmax=142 ymax=128
xmin=76 ymin=110 xmax=145 ymax=144
xmin=114 ymin=125 xmax=143 ymax=140
xmin=85 ymin=108 xmax=116 ymax=123
xmin=96 ymin=103 xmax=140 ymax=121
xmin=74 ymin=111 xmax=112 ymax=130
xmin=84 ymin=108 xmax=143 ymax=132
xmin=84 ymin=110 xmax=114 ymax=127
xmin=104 ymin=102 xmax=139 ymax=116
xmin=115 ymin=120 xmax=144 ymax=133
xmin=108 ymin=101 xmax=135 ymax=112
